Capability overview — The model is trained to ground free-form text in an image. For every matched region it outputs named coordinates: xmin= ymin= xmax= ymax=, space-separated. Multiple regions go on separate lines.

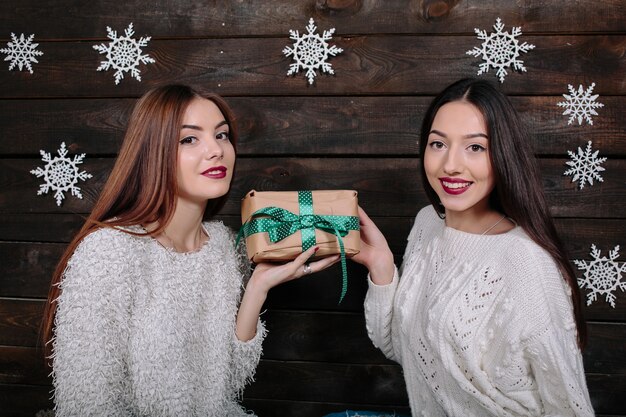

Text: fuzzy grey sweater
xmin=52 ymin=221 xmax=266 ymax=417
xmin=365 ymin=206 xmax=594 ymax=416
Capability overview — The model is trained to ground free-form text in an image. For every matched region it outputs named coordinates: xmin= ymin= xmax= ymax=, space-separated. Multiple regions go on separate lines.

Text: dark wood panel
xmin=246 ymin=360 xmax=407 ymax=405
xmin=1 ymin=36 xmax=624 ymax=98
xmin=2 ymin=96 xmax=625 ymax=156
xmin=261 ymin=311 xmax=388 ymax=364
xmin=0 ymin=380 xmax=624 ymax=417
xmin=0 ymin=299 xmax=44 ymax=347
xmin=587 ymin=374 xmax=626 ymax=415
xmin=584 ymin=323 xmax=626 ymax=375
xmin=3 ymin=235 xmax=625 ymax=318
xmin=1 ymin=292 xmax=623 ymax=368
xmin=0 ymin=213 xmax=87 ymax=243
xmin=0 ymin=384 xmax=53 ymax=417
xmin=0 ymin=215 xmax=623 ymax=256
xmin=1 ymin=0 xmax=624 ymax=38
xmin=2 ymin=157 xmax=625 ymax=218
xmin=0 ymin=346 xmax=49 ymax=386
xmin=0 ymin=242 xmax=64 ymax=298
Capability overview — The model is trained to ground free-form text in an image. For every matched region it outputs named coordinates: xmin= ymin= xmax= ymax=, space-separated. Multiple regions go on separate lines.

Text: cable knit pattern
xmin=364 ymin=206 xmax=594 ymax=417
xmin=52 ymin=221 xmax=266 ymax=417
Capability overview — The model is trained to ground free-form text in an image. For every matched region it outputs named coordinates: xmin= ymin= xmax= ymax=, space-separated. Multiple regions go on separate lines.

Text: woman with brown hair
xmin=353 ymin=78 xmax=594 ymax=416
xmin=42 ymin=84 xmax=338 ymax=416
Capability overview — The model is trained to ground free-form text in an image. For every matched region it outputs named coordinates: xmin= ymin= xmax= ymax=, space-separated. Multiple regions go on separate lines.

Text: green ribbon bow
xmin=236 ymin=191 xmax=359 ymax=302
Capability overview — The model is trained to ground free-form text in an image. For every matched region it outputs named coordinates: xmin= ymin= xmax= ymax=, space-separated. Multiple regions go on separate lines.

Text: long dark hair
xmin=41 ymin=85 xmax=238 ymax=356
xmin=419 ymin=78 xmax=586 ymax=349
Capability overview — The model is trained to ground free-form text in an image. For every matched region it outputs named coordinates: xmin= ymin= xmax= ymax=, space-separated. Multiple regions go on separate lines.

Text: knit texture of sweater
xmin=52 ymin=221 xmax=266 ymax=417
xmin=364 ymin=206 xmax=594 ymax=417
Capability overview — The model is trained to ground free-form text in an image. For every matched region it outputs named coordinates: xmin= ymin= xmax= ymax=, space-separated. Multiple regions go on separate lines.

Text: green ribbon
xmin=236 ymin=191 xmax=359 ymax=302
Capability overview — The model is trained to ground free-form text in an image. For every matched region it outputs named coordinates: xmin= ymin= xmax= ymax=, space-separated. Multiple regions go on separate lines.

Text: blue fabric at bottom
xmin=322 ymin=411 xmax=411 ymax=417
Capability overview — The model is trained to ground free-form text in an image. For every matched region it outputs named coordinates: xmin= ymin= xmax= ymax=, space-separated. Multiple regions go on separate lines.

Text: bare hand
xmin=351 ymin=206 xmax=395 ymax=284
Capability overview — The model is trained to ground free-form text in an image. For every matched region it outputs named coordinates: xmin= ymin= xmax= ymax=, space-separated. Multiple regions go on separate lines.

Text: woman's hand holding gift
xmin=351 ymin=207 xmax=395 ymax=286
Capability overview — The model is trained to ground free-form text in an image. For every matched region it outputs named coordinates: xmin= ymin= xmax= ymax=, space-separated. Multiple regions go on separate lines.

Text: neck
xmin=148 ymin=198 xmax=208 ymax=252
xmin=444 ymin=204 xmax=508 ymax=235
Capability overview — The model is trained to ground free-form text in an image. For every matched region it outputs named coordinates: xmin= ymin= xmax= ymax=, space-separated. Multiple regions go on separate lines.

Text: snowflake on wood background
xmin=575 ymin=245 xmax=625 ymax=308
xmin=283 ymin=17 xmax=343 ymax=85
xmin=1 ymin=32 xmax=43 ymax=74
xmin=563 ymin=140 xmax=607 ymax=190
xmin=93 ymin=23 xmax=155 ymax=85
xmin=557 ymin=83 xmax=604 ymax=126
xmin=30 ymin=142 xmax=92 ymax=206
xmin=466 ymin=17 xmax=535 ymax=83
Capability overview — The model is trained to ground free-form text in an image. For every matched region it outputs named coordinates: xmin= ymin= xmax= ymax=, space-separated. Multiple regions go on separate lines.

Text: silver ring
xmin=302 ymin=263 xmax=312 ymax=275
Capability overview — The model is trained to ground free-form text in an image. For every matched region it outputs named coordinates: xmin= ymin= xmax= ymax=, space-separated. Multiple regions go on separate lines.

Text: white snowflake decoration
xmin=30 ymin=142 xmax=92 ymax=206
xmin=283 ymin=17 xmax=343 ymax=85
xmin=1 ymin=33 xmax=43 ymax=74
xmin=564 ymin=140 xmax=607 ymax=190
xmin=466 ymin=18 xmax=535 ymax=83
xmin=557 ymin=83 xmax=604 ymax=125
xmin=575 ymin=244 xmax=625 ymax=308
xmin=93 ymin=23 xmax=155 ymax=85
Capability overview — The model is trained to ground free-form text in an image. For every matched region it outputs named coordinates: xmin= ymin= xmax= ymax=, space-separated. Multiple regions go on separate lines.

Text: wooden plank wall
xmin=0 ymin=1 xmax=625 ymax=415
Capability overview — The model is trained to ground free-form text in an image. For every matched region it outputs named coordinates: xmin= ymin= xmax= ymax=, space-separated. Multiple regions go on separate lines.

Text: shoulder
xmin=415 ymin=204 xmax=440 ymax=223
xmin=61 ymin=226 xmax=141 ymax=298
xmin=66 ymin=226 xmax=144 ymax=282
xmin=497 ymin=229 xmax=575 ymax=333
xmin=409 ymin=205 xmax=443 ymax=240
xmin=499 ymin=229 xmax=560 ymax=281
xmin=72 ymin=226 xmax=142 ymax=261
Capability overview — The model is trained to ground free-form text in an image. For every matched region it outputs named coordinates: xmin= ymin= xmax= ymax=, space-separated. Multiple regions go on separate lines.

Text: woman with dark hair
xmin=353 ymin=78 xmax=594 ymax=416
xmin=42 ymin=85 xmax=338 ymax=416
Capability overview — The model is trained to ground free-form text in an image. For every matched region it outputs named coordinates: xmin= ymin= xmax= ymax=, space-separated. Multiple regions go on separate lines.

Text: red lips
xmin=201 ymin=166 xmax=227 ymax=179
xmin=439 ymin=177 xmax=472 ymax=195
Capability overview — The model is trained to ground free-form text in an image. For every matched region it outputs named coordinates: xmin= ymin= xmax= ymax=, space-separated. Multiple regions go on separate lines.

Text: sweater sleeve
xmin=527 ymin=329 xmax=594 ymax=416
xmin=229 ymin=319 xmax=267 ymax=396
xmin=364 ymin=267 xmax=400 ymax=362
xmin=226 ymin=224 xmax=267 ymax=395
xmin=52 ymin=229 xmax=133 ymax=417
xmin=511 ymin=241 xmax=594 ymax=416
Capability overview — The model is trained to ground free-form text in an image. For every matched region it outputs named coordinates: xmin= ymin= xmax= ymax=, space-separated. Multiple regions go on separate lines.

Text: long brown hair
xmin=41 ymin=85 xmax=238 ymax=356
xmin=419 ymin=78 xmax=586 ymax=349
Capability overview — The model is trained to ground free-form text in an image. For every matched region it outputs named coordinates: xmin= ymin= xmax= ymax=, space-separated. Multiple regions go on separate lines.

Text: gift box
xmin=237 ymin=190 xmax=360 ymax=301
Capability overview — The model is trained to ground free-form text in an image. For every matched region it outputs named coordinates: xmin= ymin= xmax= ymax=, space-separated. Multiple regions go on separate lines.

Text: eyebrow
xmin=429 ymin=129 xmax=488 ymax=139
xmin=181 ymin=120 xmax=229 ymax=131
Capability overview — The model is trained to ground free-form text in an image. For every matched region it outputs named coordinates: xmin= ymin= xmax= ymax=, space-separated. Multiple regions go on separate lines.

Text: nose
xmin=203 ymin=137 xmax=224 ymax=160
xmin=442 ymin=146 xmax=461 ymax=175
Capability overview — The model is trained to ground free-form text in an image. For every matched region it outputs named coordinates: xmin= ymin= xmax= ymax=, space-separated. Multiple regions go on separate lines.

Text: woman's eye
xmin=429 ymin=141 xmax=445 ymax=150
xmin=469 ymin=144 xmax=486 ymax=152
xmin=216 ymin=131 xmax=230 ymax=141
xmin=179 ymin=136 xmax=197 ymax=145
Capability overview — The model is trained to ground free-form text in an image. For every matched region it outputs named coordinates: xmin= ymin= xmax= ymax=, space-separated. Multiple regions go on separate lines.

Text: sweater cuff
xmin=367 ymin=266 xmax=399 ymax=303
xmin=233 ymin=319 xmax=267 ymax=348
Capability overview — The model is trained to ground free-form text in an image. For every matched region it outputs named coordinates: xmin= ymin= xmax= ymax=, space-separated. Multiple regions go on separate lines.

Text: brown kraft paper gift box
xmin=240 ymin=190 xmax=360 ymax=263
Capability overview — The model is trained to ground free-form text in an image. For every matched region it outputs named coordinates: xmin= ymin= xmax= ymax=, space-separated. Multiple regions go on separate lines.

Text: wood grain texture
xmin=1 ymin=96 xmax=624 ymax=156
xmin=1 ymin=0 xmax=624 ymax=38
xmin=2 ymin=157 xmax=624 ymax=218
xmin=2 ymin=214 xmax=625 ymax=310
xmin=0 ymin=36 xmax=624 ymax=98
xmin=1 ymin=1 xmax=624 ymax=414
xmin=1 ymin=296 xmax=622 ymax=369
xmin=0 ymin=384 xmax=53 ymax=417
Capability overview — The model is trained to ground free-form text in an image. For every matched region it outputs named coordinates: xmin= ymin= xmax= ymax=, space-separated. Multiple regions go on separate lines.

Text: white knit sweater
xmin=364 ymin=206 xmax=594 ymax=417
xmin=52 ymin=221 xmax=266 ymax=417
